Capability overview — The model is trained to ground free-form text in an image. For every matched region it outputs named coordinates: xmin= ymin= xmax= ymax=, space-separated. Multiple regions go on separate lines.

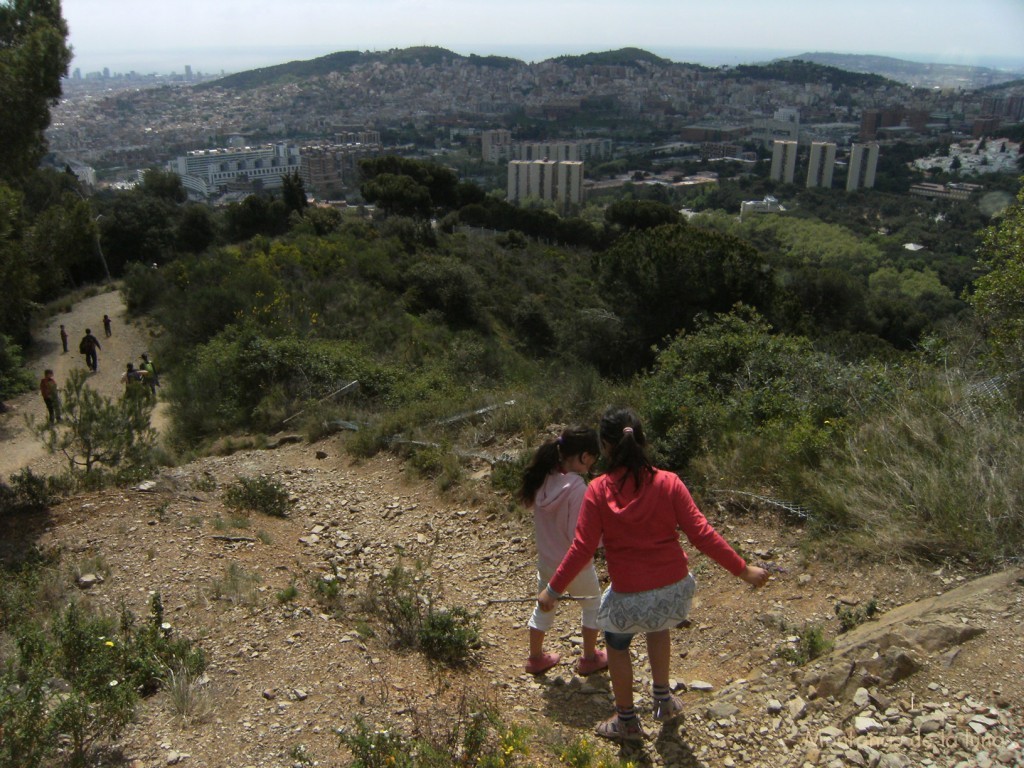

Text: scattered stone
xmin=76 ymin=573 xmax=103 ymax=589
xmin=689 ymin=680 xmax=714 ymax=692
xmin=766 ymin=699 xmax=783 ymax=714
xmin=789 ymin=696 xmax=808 ymax=720
xmin=853 ymin=687 xmax=870 ymax=708
xmin=854 ymin=716 xmax=884 ymax=734
xmin=707 ymin=701 xmax=739 ymax=719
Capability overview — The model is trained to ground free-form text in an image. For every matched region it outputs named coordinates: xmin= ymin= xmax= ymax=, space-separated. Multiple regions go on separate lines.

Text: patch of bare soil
xmin=5 ymin=438 xmax=1020 ymax=768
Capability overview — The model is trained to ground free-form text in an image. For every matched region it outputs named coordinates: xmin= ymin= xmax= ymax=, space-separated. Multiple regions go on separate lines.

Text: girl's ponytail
xmin=519 ymin=425 xmax=599 ymax=505
xmin=600 ymin=407 xmax=654 ymax=490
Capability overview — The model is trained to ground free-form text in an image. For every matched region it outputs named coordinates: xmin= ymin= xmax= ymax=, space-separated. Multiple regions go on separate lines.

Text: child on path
xmin=140 ymin=353 xmax=158 ymax=399
xmin=537 ymin=408 xmax=769 ymax=742
xmin=60 ymin=324 xmax=68 ymax=353
xmin=519 ymin=426 xmax=607 ymax=676
xmin=103 ymin=314 xmax=112 ymax=337
xmin=39 ymin=369 xmax=61 ymax=424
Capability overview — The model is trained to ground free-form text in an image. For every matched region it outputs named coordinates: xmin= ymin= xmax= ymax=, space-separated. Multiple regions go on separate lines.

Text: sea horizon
xmin=68 ymin=44 xmax=1024 ymax=79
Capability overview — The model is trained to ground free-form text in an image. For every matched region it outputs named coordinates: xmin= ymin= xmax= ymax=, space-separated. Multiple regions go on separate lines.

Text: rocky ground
xmin=2 ymin=294 xmax=1022 ymax=767
xmin=2 ymin=438 xmax=1019 ymax=768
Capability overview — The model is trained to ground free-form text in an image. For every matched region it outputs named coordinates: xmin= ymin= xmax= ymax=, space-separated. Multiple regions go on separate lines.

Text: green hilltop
xmin=203 ymin=46 xmax=522 ymax=90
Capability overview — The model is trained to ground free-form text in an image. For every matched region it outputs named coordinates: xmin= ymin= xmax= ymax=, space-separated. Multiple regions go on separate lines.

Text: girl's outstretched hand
xmin=740 ymin=564 xmax=769 ymax=588
xmin=536 ymin=587 xmax=558 ymax=612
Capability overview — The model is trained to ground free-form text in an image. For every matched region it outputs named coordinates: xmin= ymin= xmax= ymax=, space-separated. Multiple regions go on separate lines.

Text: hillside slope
xmin=3 ymin=438 xmax=1021 ymax=767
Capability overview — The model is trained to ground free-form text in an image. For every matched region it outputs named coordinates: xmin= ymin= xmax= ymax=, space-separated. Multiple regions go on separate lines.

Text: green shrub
xmin=223 ymin=475 xmax=292 ymax=517
xmin=337 ymin=704 xmax=528 ymax=768
xmin=0 ymin=589 xmax=206 ymax=767
xmin=276 ymin=583 xmax=299 ymax=603
xmin=365 ymin=564 xmax=423 ymax=650
xmin=835 ymin=599 xmax=879 ymax=633
xmin=338 ymin=717 xmax=415 ymax=768
xmin=779 ymin=623 xmax=832 ymax=665
xmin=209 ymin=562 xmax=261 ymax=606
xmin=418 ymin=607 xmax=481 ymax=666
xmin=0 ymin=468 xmax=57 ymax=516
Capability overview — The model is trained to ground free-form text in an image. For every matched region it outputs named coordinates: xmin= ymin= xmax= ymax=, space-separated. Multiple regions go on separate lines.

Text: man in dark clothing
xmin=60 ymin=324 xmax=68 ymax=353
xmin=80 ymin=329 xmax=100 ymax=372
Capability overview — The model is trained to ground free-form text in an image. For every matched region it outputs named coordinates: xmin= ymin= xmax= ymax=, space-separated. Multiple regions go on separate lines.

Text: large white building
xmin=484 ymin=134 xmax=612 ymax=164
xmin=169 ymin=143 xmax=301 ymax=199
xmin=481 ymin=129 xmax=514 ymax=162
xmin=770 ymin=140 xmax=799 ymax=184
xmin=806 ymin=142 xmax=837 ymax=188
xmin=846 ymin=142 xmax=880 ymax=191
xmin=507 ymin=160 xmax=583 ymax=208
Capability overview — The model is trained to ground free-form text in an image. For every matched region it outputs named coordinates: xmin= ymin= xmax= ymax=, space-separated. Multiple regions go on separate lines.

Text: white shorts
xmin=528 ymin=564 xmax=601 ymax=632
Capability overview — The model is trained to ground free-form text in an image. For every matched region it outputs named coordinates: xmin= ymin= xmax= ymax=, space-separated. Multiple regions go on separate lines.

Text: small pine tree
xmin=33 ymin=368 xmax=156 ymax=481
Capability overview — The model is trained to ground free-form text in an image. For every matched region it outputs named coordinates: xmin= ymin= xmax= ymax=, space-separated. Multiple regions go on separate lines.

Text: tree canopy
xmin=0 ymin=0 xmax=72 ymax=183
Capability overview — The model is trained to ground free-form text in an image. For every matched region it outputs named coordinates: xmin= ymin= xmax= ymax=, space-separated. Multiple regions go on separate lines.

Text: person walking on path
xmin=102 ymin=314 xmax=112 ymax=337
xmin=60 ymin=324 xmax=68 ymax=353
xmin=40 ymin=369 xmax=61 ymax=424
xmin=519 ymin=426 xmax=606 ymax=676
xmin=140 ymin=353 xmax=158 ymax=399
xmin=537 ymin=407 xmax=769 ymax=743
xmin=79 ymin=328 xmax=100 ymax=372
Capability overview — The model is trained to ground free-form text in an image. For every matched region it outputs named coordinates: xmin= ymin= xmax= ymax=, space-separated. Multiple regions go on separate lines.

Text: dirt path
xmin=0 ymin=286 xmax=169 ymax=479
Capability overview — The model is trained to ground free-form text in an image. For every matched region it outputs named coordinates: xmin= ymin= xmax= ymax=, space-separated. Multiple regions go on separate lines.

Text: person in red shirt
xmin=39 ymin=369 xmax=61 ymax=424
xmin=537 ymin=407 xmax=769 ymax=743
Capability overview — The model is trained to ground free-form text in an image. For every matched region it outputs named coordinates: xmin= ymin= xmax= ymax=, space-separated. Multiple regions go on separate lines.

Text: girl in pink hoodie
xmin=519 ymin=426 xmax=607 ymax=676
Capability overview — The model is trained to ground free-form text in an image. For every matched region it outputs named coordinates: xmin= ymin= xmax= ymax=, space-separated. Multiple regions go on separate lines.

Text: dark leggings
xmin=604 ymin=630 xmax=635 ymax=651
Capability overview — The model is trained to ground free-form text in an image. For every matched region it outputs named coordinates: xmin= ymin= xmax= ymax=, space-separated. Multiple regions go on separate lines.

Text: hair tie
xmin=622 ymin=427 xmax=633 ymax=436
xmin=556 ymin=436 xmax=563 ymax=445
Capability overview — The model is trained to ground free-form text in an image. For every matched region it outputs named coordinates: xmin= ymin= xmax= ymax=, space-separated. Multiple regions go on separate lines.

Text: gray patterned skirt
xmin=596 ymin=574 xmax=697 ymax=634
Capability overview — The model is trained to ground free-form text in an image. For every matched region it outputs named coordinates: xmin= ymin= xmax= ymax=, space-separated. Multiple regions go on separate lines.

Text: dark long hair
xmin=600 ymin=407 xmax=654 ymax=490
xmin=518 ymin=425 xmax=599 ymax=506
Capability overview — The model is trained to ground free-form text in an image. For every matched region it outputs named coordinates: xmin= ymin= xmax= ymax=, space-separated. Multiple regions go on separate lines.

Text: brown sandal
xmin=653 ymin=694 xmax=684 ymax=722
xmin=594 ymin=714 xmax=645 ymax=743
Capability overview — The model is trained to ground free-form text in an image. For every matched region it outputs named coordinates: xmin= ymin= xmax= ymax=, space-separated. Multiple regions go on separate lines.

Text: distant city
xmin=68 ymin=45 xmax=1024 ymax=81
xmin=49 ymin=43 xmax=1024 ymax=213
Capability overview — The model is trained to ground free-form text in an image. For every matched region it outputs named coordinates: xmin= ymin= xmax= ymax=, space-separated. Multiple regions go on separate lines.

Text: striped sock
xmin=616 ymin=705 xmax=637 ymax=723
xmin=652 ymin=683 xmax=670 ymax=703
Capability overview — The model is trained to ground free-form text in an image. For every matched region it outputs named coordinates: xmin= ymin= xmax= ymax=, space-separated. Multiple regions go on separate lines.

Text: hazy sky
xmin=62 ymin=0 xmax=1024 ymax=75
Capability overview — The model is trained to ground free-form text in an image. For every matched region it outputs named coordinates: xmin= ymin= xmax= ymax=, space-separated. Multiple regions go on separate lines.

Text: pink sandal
xmin=524 ymin=651 xmax=560 ymax=675
xmin=576 ymin=649 xmax=608 ymax=676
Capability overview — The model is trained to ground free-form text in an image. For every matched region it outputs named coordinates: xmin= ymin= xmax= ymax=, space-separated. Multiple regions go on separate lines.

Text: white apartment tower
xmin=481 ymin=129 xmax=513 ymax=163
xmin=806 ymin=142 xmax=837 ymax=188
xmin=770 ymin=140 xmax=799 ymax=184
xmin=507 ymin=160 xmax=583 ymax=208
xmin=169 ymin=143 xmax=301 ymax=199
xmin=846 ymin=142 xmax=880 ymax=191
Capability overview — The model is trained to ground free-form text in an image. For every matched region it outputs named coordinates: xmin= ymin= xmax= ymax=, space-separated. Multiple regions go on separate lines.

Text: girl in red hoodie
xmin=537 ymin=408 xmax=769 ymax=742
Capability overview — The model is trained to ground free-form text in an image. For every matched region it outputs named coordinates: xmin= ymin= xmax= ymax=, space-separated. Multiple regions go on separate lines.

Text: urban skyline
xmin=62 ymin=0 xmax=1024 ymax=77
